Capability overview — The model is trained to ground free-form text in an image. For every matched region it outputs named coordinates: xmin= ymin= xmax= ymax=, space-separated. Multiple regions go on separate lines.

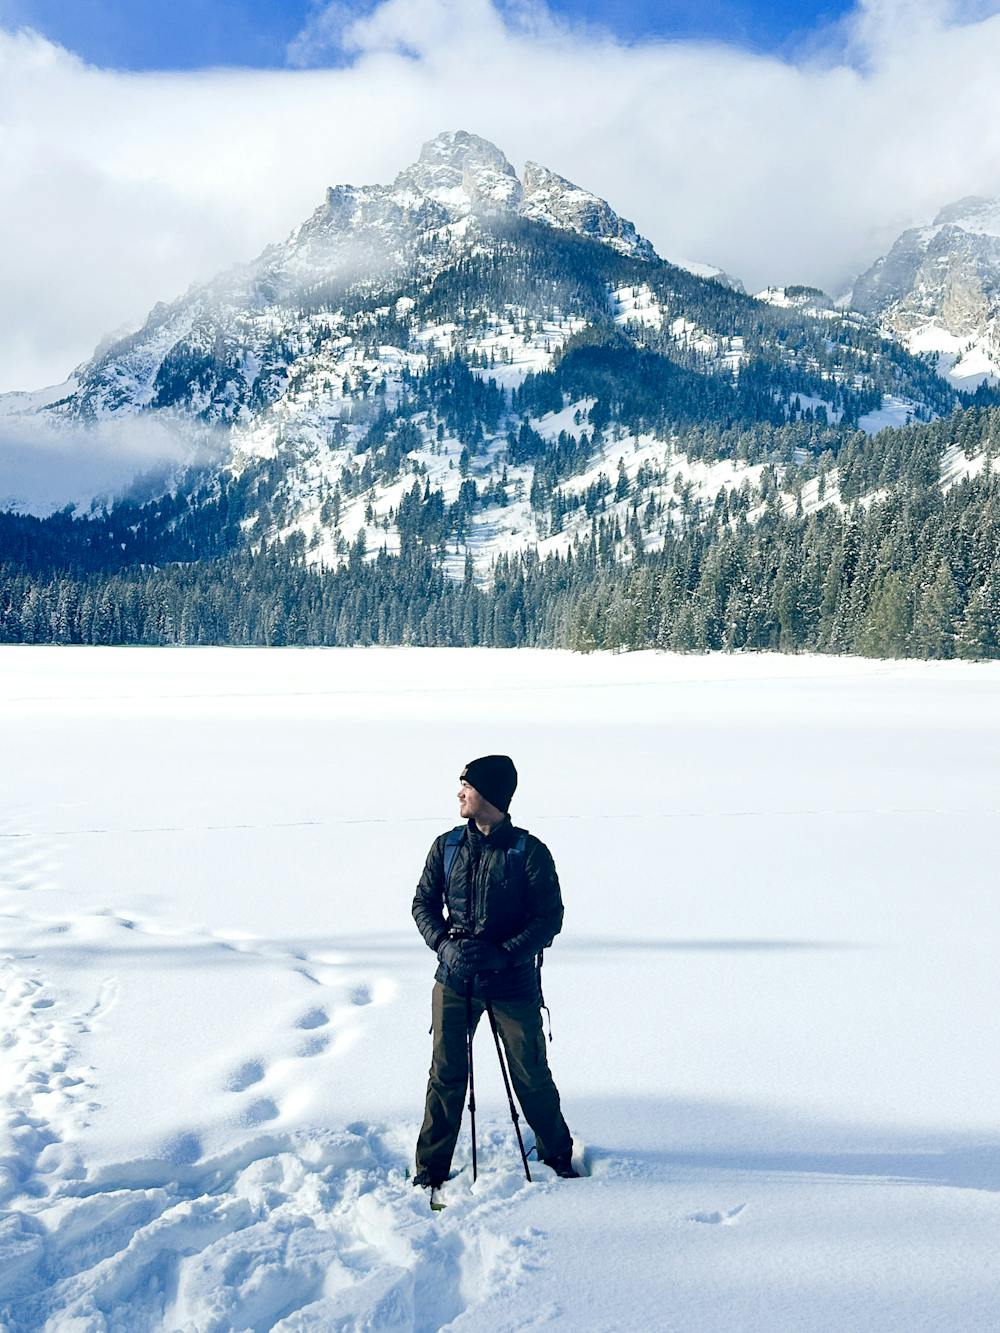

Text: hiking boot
xmin=543 ymin=1152 xmax=580 ymax=1178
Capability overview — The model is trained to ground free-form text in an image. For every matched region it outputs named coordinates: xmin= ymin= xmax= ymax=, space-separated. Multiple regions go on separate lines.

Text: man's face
xmin=458 ymin=779 xmax=487 ymax=821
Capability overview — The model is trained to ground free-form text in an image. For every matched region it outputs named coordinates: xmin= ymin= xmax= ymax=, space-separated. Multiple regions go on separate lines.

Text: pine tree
xmin=858 ymin=572 xmax=909 ymax=658
xmin=911 ymin=562 xmax=959 ymax=658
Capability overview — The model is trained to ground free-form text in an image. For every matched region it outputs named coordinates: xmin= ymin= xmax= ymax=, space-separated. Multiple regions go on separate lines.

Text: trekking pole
xmin=466 ymin=985 xmax=478 ymax=1182
xmin=484 ymin=1001 xmax=532 ymax=1182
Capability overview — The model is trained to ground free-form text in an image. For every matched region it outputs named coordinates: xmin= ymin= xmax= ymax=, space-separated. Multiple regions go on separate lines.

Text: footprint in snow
xmin=295 ymin=1007 xmax=329 ymax=1030
xmin=159 ymin=1131 xmax=203 ymax=1165
xmin=687 ymin=1203 xmax=746 ymax=1226
xmin=350 ymin=984 xmax=372 ymax=1006
xmin=225 ymin=1060 xmax=266 ymax=1092
xmin=239 ymin=1097 xmax=279 ymax=1127
xmin=297 ymin=1033 xmax=329 ymax=1058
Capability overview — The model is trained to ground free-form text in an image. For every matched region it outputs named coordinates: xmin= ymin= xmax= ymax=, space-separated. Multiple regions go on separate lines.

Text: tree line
xmin=3 ymin=466 xmax=996 ymax=659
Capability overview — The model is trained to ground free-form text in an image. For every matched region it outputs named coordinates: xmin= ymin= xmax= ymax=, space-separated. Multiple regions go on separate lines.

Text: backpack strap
xmin=504 ymin=831 xmax=528 ymax=882
xmin=442 ymin=826 xmax=465 ymax=887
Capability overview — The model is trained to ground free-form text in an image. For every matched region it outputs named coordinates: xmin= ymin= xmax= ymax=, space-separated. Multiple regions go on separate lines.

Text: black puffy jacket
xmin=412 ymin=815 xmax=564 ymax=999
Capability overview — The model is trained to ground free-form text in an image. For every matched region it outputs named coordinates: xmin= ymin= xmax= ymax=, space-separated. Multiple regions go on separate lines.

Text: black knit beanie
xmin=461 ymin=755 xmax=518 ymax=813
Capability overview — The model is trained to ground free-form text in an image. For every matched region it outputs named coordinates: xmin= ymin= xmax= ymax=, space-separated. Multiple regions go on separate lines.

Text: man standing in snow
xmin=411 ymin=754 xmax=577 ymax=1189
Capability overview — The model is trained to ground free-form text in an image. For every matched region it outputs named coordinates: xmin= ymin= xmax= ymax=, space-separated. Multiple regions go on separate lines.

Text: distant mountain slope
xmin=853 ymin=196 xmax=1000 ymax=390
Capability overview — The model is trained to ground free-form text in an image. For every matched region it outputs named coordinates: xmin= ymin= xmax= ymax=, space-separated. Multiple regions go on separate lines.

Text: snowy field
xmin=2 ymin=645 xmax=999 ymax=1332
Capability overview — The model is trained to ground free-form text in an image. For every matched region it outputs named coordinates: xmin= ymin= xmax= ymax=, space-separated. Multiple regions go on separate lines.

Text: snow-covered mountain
xmin=44 ymin=131 xmax=656 ymax=426
xmin=853 ymin=197 xmax=1000 ymax=389
xmin=0 ymin=132 xmax=967 ymax=570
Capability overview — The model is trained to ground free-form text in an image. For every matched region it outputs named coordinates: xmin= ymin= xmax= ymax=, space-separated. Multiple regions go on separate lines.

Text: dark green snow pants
xmin=415 ymin=980 xmax=572 ymax=1181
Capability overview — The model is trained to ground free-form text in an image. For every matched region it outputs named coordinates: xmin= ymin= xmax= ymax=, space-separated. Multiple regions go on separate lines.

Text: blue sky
xmin=2 ymin=0 xmax=855 ymax=69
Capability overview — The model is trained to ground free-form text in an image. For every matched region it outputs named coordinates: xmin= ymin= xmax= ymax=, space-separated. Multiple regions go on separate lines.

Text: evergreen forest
xmin=3 ymin=405 xmax=998 ymax=660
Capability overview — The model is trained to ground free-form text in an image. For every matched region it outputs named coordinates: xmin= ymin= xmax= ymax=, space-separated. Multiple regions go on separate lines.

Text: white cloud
xmin=2 ymin=0 xmax=1000 ymax=394
xmin=286 ymin=1 xmax=370 ymax=66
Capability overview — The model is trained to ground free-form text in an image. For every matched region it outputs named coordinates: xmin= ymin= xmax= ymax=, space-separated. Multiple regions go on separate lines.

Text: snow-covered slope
xmin=669 ymin=257 xmax=745 ymax=291
xmin=756 ymin=285 xmax=837 ymax=316
xmin=853 ymin=197 xmax=1000 ymax=389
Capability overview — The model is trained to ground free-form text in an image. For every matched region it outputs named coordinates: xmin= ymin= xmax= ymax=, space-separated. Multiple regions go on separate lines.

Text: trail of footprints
xmin=224 ymin=987 xmax=372 ymax=1129
xmin=1 ymin=905 xmax=392 ymax=1199
xmin=0 ymin=960 xmax=99 ymax=1209
xmin=0 ymin=825 xmax=528 ymax=1330
xmin=0 ymin=909 xmax=534 ymax=1330
xmin=0 ymin=820 xmax=94 ymax=1214
xmin=209 ymin=935 xmax=390 ymax=1129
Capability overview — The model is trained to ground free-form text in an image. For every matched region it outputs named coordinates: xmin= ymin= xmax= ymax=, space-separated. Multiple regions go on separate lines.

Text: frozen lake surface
xmin=1 ymin=646 xmax=999 ymax=1330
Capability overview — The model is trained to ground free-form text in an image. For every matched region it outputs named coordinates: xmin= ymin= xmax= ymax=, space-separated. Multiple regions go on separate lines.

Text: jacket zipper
xmin=470 ymin=840 xmax=482 ymax=933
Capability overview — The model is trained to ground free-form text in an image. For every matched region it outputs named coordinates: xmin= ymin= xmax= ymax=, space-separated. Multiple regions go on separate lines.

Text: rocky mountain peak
xmin=413 ymin=130 xmax=514 ymax=179
xmin=42 ymin=130 xmax=684 ymax=428
xmin=285 ymin=132 xmax=657 ymax=275
xmin=392 ymin=130 xmax=522 ymax=213
xmin=931 ymin=195 xmax=1000 ymax=235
